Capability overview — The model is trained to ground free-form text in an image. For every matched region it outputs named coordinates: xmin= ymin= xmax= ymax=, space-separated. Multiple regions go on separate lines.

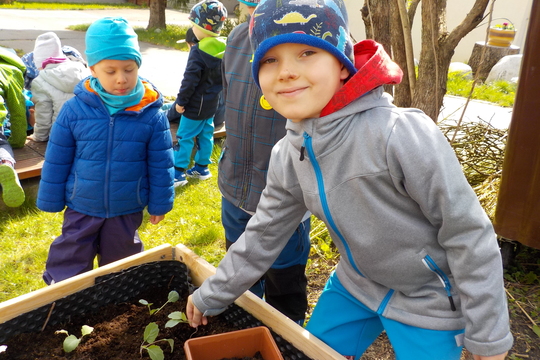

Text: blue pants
xmin=43 ymin=208 xmax=144 ymax=284
xmin=306 ymin=272 xmax=465 ymax=360
xmin=174 ymin=115 xmax=214 ymax=169
xmin=221 ymin=197 xmax=310 ymax=322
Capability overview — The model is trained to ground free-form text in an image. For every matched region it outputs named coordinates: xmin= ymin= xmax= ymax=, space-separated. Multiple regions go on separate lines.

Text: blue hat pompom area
xmin=85 ymin=17 xmax=142 ymax=67
xmin=249 ymin=0 xmax=356 ymax=87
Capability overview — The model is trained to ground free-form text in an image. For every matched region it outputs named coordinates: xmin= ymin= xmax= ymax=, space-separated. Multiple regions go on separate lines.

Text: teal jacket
xmin=0 ymin=47 xmax=27 ymax=149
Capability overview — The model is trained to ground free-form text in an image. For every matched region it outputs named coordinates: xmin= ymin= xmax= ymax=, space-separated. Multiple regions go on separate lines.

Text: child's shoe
xmin=174 ymin=169 xmax=188 ymax=187
xmin=186 ymin=164 xmax=212 ymax=180
xmin=0 ymin=162 xmax=25 ymax=207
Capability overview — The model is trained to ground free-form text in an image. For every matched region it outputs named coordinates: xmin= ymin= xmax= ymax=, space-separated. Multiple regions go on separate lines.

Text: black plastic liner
xmin=0 ymin=260 xmax=310 ymax=360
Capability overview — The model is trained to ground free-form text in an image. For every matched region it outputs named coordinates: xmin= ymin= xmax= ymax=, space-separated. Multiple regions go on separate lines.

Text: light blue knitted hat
xmin=85 ymin=17 xmax=142 ymax=67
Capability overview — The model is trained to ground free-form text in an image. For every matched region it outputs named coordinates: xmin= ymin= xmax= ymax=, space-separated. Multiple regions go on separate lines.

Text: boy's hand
xmin=149 ymin=215 xmax=165 ymax=224
xmin=186 ymin=294 xmax=208 ymax=328
xmin=175 ymin=104 xmax=185 ymax=114
xmin=473 ymin=352 xmax=508 ymax=360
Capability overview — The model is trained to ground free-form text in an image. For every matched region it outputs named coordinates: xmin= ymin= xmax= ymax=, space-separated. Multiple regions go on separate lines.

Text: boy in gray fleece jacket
xmin=187 ymin=1 xmax=513 ymax=359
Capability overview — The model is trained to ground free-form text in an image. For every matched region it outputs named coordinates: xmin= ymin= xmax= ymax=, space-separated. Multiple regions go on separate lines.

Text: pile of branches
xmin=439 ymin=119 xmax=508 ymax=219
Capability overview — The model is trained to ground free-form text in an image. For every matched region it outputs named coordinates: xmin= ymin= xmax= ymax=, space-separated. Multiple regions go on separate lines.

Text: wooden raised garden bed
xmin=0 ymin=244 xmax=343 ymax=360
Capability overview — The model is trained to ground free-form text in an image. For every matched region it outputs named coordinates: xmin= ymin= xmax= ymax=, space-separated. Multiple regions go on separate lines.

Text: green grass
xmin=66 ymin=23 xmax=193 ymax=52
xmin=0 ymin=1 xmax=144 ymax=9
xmin=0 ymin=142 xmax=226 ymax=303
xmin=447 ymin=72 xmax=517 ymax=107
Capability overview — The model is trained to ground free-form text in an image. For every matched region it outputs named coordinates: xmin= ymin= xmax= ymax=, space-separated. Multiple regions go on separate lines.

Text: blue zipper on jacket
xmin=422 ymin=254 xmax=457 ymax=311
xmin=105 ymin=116 xmax=114 ymax=218
xmin=303 ymin=132 xmax=364 ymax=277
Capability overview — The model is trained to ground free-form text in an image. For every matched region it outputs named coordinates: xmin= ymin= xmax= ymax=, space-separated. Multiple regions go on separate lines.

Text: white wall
xmin=345 ymin=0 xmax=532 ymax=63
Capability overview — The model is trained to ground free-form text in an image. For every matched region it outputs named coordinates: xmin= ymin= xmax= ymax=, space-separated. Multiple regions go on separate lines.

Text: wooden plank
xmin=174 ymin=244 xmax=344 ymax=360
xmin=0 ymin=244 xmax=174 ymax=324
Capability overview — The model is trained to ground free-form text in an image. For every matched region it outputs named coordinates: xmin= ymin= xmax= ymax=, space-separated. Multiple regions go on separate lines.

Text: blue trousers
xmin=42 ymin=208 xmax=144 ymax=284
xmin=174 ymin=115 xmax=214 ymax=169
xmin=306 ymin=272 xmax=465 ymax=360
xmin=221 ymin=197 xmax=310 ymax=322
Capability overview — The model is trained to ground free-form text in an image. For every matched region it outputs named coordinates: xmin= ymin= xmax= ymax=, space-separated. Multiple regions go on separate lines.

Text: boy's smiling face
xmin=90 ymin=59 xmax=139 ymax=96
xmin=258 ymin=43 xmax=350 ymax=122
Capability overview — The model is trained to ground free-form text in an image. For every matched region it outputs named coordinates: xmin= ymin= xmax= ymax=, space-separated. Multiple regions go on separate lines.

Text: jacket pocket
xmin=422 ymin=253 xmax=457 ymax=311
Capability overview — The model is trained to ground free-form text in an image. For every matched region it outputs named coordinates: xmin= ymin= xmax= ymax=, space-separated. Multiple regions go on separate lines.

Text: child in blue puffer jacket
xmin=37 ymin=17 xmax=175 ymax=285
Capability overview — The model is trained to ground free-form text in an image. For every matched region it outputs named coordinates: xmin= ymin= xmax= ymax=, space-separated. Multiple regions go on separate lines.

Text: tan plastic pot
xmin=184 ymin=326 xmax=284 ymax=360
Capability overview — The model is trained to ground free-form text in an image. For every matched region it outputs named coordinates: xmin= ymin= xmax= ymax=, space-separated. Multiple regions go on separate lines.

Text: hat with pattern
xmin=249 ymin=0 xmax=356 ymax=86
xmin=238 ymin=0 xmax=260 ymax=6
xmin=189 ymin=0 xmax=228 ymax=37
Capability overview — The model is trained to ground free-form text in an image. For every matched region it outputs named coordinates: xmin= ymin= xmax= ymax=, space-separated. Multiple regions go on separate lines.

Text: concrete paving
xmin=0 ymin=8 xmax=192 ymax=97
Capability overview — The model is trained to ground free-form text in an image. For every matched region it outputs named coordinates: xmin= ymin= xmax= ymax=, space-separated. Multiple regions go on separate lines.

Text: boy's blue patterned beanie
xmin=85 ymin=17 xmax=142 ymax=67
xmin=189 ymin=0 xmax=228 ymax=37
xmin=238 ymin=0 xmax=260 ymax=6
xmin=249 ymin=0 xmax=356 ymax=87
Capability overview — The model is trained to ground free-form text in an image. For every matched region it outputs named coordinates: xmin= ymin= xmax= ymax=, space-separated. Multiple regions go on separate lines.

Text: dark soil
xmin=0 ymin=287 xmax=248 ymax=360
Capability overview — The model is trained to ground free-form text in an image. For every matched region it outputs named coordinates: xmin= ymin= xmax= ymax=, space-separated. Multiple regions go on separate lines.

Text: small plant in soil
xmin=140 ymin=322 xmax=174 ymax=360
xmin=140 ymin=290 xmax=180 ymax=315
xmin=55 ymin=325 xmax=94 ymax=353
xmin=165 ymin=311 xmax=189 ymax=328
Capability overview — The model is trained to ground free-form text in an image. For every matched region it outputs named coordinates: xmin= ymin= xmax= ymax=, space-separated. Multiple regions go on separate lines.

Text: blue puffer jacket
xmin=37 ymin=77 xmax=175 ymax=218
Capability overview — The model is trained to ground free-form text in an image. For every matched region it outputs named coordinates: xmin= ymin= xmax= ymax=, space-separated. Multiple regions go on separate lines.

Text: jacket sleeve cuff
xmin=192 ymin=288 xmax=229 ymax=317
xmin=464 ymin=332 xmax=514 ymax=357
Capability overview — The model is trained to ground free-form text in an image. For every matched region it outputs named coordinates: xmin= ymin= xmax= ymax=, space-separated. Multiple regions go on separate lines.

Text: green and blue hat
xmin=189 ymin=0 xmax=228 ymax=37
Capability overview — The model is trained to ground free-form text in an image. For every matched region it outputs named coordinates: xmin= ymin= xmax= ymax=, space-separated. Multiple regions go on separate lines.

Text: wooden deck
xmin=13 ymin=121 xmax=226 ymax=180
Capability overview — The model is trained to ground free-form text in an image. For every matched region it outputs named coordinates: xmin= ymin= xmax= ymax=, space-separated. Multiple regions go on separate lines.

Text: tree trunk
xmin=363 ymin=0 xmax=491 ymax=121
xmin=410 ymin=0 xmax=490 ymax=122
xmin=362 ymin=0 xmax=393 ymax=94
xmin=390 ymin=0 xmax=411 ymax=106
xmin=468 ymin=42 xmax=520 ymax=81
xmin=148 ymin=0 xmax=167 ymax=30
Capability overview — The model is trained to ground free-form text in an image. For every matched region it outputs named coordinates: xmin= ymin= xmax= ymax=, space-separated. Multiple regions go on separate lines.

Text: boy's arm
xmin=146 ymin=110 xmax=174 ymax=216
xmin=190 ymin=151 xmax=308 ymax=318
xmin=30 ymin=79 xmax=54 ymax=142
xmin=175 ymin=48 xmax=204 ymax=108
xmin=37 ymin=105 xmax=76 ymax=212
xmin=4 ymin=66 xmax=27 ymax=149
xmin=387 ymin=111 xmax=512 ymax=357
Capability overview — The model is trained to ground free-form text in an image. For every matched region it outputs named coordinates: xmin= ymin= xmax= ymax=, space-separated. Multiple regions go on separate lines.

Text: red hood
xmin=320 ymin=40 xmax=403 ymax=117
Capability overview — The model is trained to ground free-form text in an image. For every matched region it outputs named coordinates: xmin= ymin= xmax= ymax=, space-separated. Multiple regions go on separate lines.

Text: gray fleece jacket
xmin=191 ymin=40 xmax=513 ymax=357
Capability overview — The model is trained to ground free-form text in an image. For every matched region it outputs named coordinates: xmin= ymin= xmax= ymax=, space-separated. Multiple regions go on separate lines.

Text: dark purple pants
xmin=42 ymin=208 xmax=144 ymax=285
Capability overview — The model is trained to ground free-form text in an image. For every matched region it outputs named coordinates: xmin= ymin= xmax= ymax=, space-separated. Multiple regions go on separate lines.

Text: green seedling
xmin=165 ymin=311 xmax=189 ymax=328
xmin=139 ymin=290 xmax=179 ymax=315
xmin=55 ymin=325 xmax=94 ymax=353
xmin=140 ymin=322 xmax=174 ymax=360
